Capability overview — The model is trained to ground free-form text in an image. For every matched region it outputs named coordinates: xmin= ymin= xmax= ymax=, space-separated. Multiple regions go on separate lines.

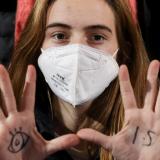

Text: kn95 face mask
xmin=38 ymin=44 xmax=119 ymax=107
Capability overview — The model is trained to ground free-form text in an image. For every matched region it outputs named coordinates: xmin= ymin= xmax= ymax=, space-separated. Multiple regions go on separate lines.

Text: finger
xmin=0 ymin=65 xmax=17 ymax=115
xmin=144 ymin=60 xmax=159 ymax=111
xmin=45 ymin=134 xmax=80 ymax=156
xmin=119 ymin=65 xmax=137 ymax=110
xmin=77 ymin=128 xmax=113 ymax=151
xmin=0 ymin=90 xmax=7 ymax=117
xmin=0 ymin=108 xmax=5 ymax=120
xmin=155 ymin=83 xmax=160 ymax=115
xmin=19 ymin=65 xmax=36 ymax=112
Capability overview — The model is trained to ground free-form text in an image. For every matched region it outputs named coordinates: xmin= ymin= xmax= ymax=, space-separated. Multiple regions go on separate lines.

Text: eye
xmin=88 ymin=34 xmax=106 ymax=44
xmin=8 ymin=127 xmax=29 ymax=153
xmin=51 ymin=32 xmax=69 ymax=43
xmin=92 ymin=35 xmax=104 ymax=41
xmin=53 ymin=33 xmax=65 ymax=39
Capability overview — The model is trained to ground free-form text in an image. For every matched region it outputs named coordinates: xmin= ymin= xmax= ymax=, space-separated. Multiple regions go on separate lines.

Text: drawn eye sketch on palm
xmin=8 ymin=127 xmax=30 ymax=153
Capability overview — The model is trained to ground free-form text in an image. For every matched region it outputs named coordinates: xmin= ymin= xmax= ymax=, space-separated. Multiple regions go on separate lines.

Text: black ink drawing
xmin=132 ymin=126 xmax=156 ymax=147
xmin=132 ymin=126 xmax=139 ymax=144
xmin=8 ymin=127 xmax=29 ymax=153
xmin=142 ymin=130 xmax=156 ymax=146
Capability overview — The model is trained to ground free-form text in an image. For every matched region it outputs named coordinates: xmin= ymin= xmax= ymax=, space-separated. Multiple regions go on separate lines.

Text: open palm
xmin=0 ymin=65 xmax=79 ymax=160
xmin=78 ymin=60 xmax=160 ymax=160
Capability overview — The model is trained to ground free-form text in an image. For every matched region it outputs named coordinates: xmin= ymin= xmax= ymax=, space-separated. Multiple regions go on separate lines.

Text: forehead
xmin=47 ymin=0 xmax=116 ymax=28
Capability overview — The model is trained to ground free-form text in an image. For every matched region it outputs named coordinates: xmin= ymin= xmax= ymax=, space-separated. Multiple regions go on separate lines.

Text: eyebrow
xmin=85 ymin=25 xmax=112 ymax=34
xmin=46 ymin=23 xmax=71 ymax=30
xmin=46 ymin=23 xmax=112 ymax=34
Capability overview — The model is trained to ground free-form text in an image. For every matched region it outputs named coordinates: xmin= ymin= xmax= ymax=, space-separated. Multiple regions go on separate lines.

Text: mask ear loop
xmin=41 ymin=48 xmax=45 ymax=52
xmin=113 ymin=48 xmax=119 ymax=59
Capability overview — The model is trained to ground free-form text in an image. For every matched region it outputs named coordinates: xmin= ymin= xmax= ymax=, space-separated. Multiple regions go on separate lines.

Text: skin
xmin=78 ymin=61 xmax=160 ymax=160
xmin=0 ymin=65 xmax=80 ymax=160
xmin=0 ymin=0 xmax=159 ymax=160
xmin=42 ymin=0 xmax=118 ymax=132
xmin=0 ymin=62 xmax=159 ymax=160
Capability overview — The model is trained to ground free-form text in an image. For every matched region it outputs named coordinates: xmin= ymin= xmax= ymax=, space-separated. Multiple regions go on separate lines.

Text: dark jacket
xmin=0 ymin=0 xmax=16 ymax=66
xmin=137 ymin=0 xmax=160 ymax=60
xmin=35 ymin=107 xmax=100 ymax=160
xmin=33 ymin=72 xmax=100 ymax=160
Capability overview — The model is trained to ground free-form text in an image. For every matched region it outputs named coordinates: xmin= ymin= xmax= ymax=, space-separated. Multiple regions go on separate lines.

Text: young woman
xmin=0 ymin=0 xmax=159 ymax=159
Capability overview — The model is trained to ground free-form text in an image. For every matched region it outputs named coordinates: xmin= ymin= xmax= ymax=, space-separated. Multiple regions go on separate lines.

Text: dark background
xmin=137 ymin=0 xmax=160 ymax=60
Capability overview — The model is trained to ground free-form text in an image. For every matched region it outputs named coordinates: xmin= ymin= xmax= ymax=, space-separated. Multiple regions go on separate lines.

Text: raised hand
xmin=78 ymin=60 xmax=160 ymax=160
xmin=0 ymin=65 xmax=80 ymax=160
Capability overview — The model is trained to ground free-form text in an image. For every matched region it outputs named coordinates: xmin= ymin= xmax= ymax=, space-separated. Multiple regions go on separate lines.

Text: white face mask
xmin=38 ymin=44 xmax=119 ymax=107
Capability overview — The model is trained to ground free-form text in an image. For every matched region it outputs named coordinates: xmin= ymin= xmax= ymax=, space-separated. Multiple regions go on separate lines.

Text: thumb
xmin=77 ymin=128 xmax=113 ymax=151
xmin=45 ymin=134 xmax=80 ymax=156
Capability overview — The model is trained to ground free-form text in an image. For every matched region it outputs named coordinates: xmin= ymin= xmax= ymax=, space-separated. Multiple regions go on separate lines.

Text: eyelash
xmin=51 ymin=32 xmax=107 ymax=44
xmin=87 ymin=34 xmax=106 ymax=44
xmin=51 ymin=32 xmax=69 ymax=42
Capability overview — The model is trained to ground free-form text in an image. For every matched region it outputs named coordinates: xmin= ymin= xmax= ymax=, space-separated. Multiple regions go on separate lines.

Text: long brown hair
xmin=9 ymin=0 xmax=149 ymax=159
